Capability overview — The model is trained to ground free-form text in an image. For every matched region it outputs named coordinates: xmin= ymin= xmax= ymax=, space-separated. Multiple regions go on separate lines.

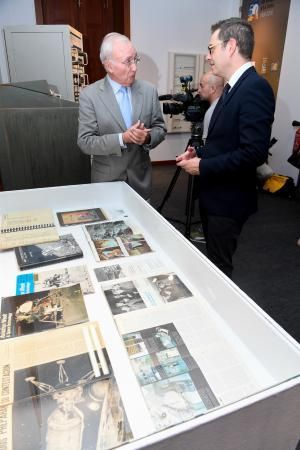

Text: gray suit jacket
xmin=77 ymin=76 xmax=166 ymax=199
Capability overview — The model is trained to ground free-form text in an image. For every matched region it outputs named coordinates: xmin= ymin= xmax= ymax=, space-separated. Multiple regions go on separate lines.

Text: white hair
xmin=100 ymin=32 xmax=130 ymax=63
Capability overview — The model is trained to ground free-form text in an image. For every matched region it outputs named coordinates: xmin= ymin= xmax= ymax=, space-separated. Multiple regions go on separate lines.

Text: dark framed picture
xmin=56 ymin=208 xmax=107 ymax=226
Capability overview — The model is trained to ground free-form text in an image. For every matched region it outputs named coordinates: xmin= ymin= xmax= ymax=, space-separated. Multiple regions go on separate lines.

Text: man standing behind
xmin=198 ymin=71 xmax=224 ymax=143
xmin=78 ymin=33 xmax=166 ymax=200
xmin=176 ymin=18 xmax=275 ymax=278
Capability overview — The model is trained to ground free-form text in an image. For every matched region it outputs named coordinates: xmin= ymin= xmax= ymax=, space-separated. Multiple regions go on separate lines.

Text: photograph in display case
xmin=103 ymin=281 xmax=146 ymax=315
xmin=15 ymin=234 xmax=83 ymax=270
xmin=56 ymin=208 xmax=107 ymax=226
xmin=123 ymin=322 xmax=219 ymax=430
xmin=94 ymin=255 xmax=166 ymax=283
xmin=147 ymin=273 xmax=193 ymax=303
xmin=0 ymin=284 xmax=88 ymax=340
xmin=84 ymin=220 xmax=152 ymax=262
xmin=102 ymin=271 xmax=193 ymax=315
xmin=1 ymin=376 xmax=132 ymax=450
xmin=0 ymin=323 xmax=133 ymax=450
xmin=16 ymin=265 xmax=94 ymax=296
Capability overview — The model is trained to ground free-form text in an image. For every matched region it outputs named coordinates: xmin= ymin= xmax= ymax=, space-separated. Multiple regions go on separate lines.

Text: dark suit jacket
xmin=77 ymin=76 xmax=166 ymax=199
xmin=198 ymin=67 xmax=275 ymax=222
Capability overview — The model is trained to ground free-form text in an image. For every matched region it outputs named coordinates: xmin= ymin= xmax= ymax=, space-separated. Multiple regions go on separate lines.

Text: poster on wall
xmin=241 ymin=0 xmax=291 ymax=96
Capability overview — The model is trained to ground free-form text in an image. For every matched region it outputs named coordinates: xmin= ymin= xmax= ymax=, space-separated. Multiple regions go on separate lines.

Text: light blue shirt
xmin=107 ymin=76 xmax=132 ymax=148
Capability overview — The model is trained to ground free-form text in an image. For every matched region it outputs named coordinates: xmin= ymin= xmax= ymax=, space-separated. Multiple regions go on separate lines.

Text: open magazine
xmin=123 ymin=322 xmax=219 ymax=430
xmin=0 ymin=322 xmax=133 ymax=450
xmin=0 ymin=284 xmax=88 ymax=340
xmin=95 ymin=255 xmax=194 ymax=316
xmin=16 ymin=265 xmax=94 ymax=295
xmin=84 ymin=220 xmax=152 ymax=262
xmin=102 ymin=273 xmax=193 ymax=315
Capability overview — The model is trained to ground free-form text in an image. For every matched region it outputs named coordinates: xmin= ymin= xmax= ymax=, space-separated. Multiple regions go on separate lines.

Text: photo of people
xmin=148 ymin=273 xmax=192 ymax=303
xmin=103 ymin=281 xmax=145 ymax=315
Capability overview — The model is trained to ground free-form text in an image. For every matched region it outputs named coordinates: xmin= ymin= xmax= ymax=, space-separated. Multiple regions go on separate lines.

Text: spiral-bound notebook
xmin=0 ymin=208 xmax=59 ymax=250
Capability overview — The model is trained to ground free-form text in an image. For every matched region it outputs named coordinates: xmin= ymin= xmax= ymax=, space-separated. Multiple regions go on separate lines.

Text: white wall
xmin=0 ymin=0 xmax=36 ymax=83
xmin=268 ymin=0 xmax=300 ymax=181
xmin=130 ymin=0 xmax=241 ymax=161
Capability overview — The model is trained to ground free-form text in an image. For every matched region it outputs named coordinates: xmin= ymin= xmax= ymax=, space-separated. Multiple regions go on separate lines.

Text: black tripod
xmin=157 ymin=123 xmax=204 ymax=240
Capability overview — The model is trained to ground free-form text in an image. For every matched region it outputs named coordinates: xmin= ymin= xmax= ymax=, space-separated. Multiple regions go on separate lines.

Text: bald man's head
xmin=198 ymin=71 xmax=224 ymax=104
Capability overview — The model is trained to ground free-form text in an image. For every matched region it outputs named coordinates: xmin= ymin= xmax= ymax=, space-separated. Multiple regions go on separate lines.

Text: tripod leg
xmin=184 ymin=175 xmax=195 ymax=238
xmin=157 ymin=166 xmax=181 ymax=213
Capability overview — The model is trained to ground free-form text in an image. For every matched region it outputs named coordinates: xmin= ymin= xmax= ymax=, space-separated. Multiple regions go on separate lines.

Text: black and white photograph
xmin=11 ymin=373 xmax=132 ymax=450
xmin=147 ymin=273 xmax=193 ymax=303
xmin=13 ymin=351 xmax=112 ymax=404
xmin=94 ymin=264 xmax=125 ymax=282
xmin=94 ymin=256 xmax=166 ymax=284
xmin=0 ymin=322 xmax=133 ymax=450
xmin=103 ymin=281 xmax=146 ymax=315
xmin=85 ymin=220 xmax=132 ymax=241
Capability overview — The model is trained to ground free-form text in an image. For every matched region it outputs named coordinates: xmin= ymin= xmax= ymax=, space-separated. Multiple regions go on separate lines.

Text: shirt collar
xmin=228 ymin=61 xmax=254 ymax=89
xmin=107 ymin=75 xmax=131 ymax=94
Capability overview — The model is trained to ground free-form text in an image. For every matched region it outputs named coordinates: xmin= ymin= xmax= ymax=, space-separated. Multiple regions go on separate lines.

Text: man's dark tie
xmin=221 ymin=83 xmax=231 ymax=101
xmin=208 ymin=83 xmax=231 ymax=132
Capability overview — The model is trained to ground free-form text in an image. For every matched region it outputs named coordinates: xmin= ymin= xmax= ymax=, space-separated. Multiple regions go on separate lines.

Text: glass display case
xmin=0 ymin=181 xmax=299 ymax=450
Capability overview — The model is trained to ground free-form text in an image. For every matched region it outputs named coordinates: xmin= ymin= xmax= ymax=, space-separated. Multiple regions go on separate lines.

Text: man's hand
xmin=123 ymin=120 xmax=151 ymax=145
xmin=176 ymin=154 xmax=201 ymax=175
xmin=175 ymin=146 xmax=196 ymax=163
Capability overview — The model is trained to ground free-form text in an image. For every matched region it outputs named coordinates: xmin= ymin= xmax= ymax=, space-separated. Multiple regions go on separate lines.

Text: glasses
xmin=207 ymin=41 xmax=227 ymax=55
xmin=120 ymin=55 xmax=141 ymax=66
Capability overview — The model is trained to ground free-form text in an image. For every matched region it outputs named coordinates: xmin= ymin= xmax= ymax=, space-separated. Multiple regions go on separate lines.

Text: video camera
xmin=159 ymin=75 xmax=209 ymax=123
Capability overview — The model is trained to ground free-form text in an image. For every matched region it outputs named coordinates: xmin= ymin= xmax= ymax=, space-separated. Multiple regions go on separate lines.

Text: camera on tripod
xmin=158 ymin=75 xmax=209 ymax=124
xmin=158 ymin=76 xmax=209 ymax=237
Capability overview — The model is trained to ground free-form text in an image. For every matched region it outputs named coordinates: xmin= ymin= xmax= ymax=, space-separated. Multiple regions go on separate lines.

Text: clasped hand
xmin=123 ymin=120 xmax=151 ymax=145
xmin=175 ymin=146 xmax=201 ymax=175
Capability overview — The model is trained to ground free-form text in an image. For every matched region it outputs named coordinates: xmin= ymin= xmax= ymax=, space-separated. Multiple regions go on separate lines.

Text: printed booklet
xmin=0 ymin=284 xmax=88 ymax=340
xmin=15 ymin=234 xmax=83 ymax=270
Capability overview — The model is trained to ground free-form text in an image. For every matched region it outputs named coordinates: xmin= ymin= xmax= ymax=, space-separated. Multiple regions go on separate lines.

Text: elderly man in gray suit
xmin=77 ymin=32 xmax=166 ymax=200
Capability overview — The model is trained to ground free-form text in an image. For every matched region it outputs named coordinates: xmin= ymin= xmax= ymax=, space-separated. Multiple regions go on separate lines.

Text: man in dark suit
xmin=78 ymin=33 xmax=166 ymax=200
xmin=176 ymin=18 xmax=275 ymax=278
